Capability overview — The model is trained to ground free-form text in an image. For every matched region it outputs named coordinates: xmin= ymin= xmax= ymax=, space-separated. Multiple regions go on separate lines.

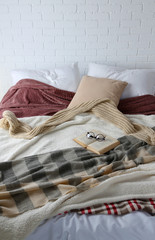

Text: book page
xmin=88 ymin=138 xmax=115 ymax=151
xmin=87 ymin=136 xmax=120 ymax=154
xmin=74 ymin=133 xmax=95 ymax=148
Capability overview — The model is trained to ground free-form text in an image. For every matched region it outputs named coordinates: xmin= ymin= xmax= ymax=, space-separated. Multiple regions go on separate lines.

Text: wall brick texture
xmin=0 ymin=0 xmax=155 ymax=98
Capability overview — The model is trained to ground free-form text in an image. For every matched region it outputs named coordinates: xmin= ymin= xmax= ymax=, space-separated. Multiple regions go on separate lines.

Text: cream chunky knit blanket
xmin=0 ymin=98 xmax=155 ymax=145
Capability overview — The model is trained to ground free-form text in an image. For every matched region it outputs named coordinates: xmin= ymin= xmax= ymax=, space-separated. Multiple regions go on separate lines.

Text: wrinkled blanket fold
xmin=0 ymin=79 xmax=75 ymax=118
xmin=72 ymin=198 xmax=155 ymax=216
xmin=118 ymin=94 xmax=155 ymax=115
xmin=0 ymin=133 xmax=155 ymax=217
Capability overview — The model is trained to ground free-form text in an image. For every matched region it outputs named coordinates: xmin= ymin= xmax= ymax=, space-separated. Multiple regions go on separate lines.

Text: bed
xmin=0 ymin=63 xmax=155 ymax=240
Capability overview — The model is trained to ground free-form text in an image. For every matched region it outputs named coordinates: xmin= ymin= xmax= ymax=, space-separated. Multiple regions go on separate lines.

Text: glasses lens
xmin=96 ymin=134 xmax=105 ymax=141
xmin=86 ymin=132 xmax=95 ymax=139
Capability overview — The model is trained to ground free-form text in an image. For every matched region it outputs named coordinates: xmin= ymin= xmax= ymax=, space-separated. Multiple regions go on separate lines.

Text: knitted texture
xmin=0 ymin=98 xmax=155 ymax=145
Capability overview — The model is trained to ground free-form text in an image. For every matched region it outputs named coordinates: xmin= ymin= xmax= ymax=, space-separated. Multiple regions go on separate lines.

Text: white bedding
xmin=0 ymin=113 xmax=154 ymax=162
xmin=0 ymin=113 xmax=155 ymax=240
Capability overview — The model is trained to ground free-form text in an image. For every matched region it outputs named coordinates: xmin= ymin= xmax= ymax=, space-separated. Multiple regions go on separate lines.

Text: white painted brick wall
xmin=0 ymin=0 xmax=155 ymax=99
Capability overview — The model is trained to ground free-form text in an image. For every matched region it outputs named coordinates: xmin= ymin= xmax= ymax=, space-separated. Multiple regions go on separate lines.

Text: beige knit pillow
xmin=68 ymin=75 xmax=127 ymax=108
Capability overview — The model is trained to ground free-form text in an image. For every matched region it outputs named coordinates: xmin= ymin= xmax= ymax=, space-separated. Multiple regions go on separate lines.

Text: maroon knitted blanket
xmin=118 ymin=94 xmax=155 ymax=115
xmin=0 ymin=79 xmax=74 ymax=118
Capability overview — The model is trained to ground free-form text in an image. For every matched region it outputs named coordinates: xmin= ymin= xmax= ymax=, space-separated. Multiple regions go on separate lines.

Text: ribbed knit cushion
xmin=68 ymin=76 xmax=127 ymax=108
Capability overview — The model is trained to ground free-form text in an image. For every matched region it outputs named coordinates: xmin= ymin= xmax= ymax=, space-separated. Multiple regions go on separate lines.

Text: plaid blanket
xmin=0 ymin=133 xmax=155 ymax=217
xmin=69 ymin=198 xmax=155 ymax=216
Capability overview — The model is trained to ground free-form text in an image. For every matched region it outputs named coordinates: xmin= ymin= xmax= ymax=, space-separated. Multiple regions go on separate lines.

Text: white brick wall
xmin=0 ymin=0 xmax=155 ymax=99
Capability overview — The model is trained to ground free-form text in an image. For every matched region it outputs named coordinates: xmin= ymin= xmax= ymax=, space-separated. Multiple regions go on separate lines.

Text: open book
xmin=73 ymin=129 xmax=120 ymax=155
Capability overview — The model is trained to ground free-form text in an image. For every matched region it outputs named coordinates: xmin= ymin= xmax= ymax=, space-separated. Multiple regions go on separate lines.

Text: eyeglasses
xmin=86 ymin=132 xmax=105 ymax=142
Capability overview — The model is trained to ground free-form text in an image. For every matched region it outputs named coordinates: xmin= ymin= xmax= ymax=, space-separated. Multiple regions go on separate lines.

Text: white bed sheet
xmin=26 ymin=211 xmax=155 ymax=240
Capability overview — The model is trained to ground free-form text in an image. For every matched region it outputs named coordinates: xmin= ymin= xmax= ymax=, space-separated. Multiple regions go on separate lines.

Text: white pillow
xmin=88 ymin=63 xmax=155 ymax=99
xmin=11 ymin=62 xmax=81 ymax=92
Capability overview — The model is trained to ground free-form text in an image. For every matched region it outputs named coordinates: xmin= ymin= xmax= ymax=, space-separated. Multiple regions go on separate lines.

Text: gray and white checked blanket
xmin=0 ymin=132 xmax=155 ymax=217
